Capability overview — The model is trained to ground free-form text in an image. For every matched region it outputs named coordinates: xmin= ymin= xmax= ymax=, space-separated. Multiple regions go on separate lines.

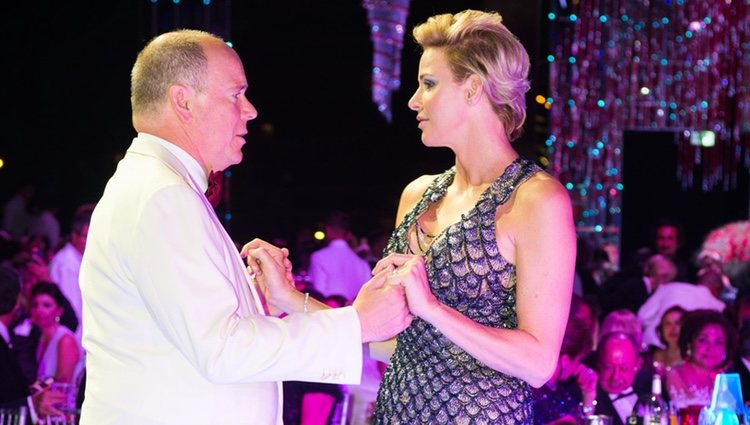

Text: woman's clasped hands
xmin=374 ymin=253 xmax=440 ymax=321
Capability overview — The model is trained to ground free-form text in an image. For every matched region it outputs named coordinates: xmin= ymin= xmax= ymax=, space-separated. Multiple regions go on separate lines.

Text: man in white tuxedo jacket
xmin=78 ymin=30 xmax=411 ymax=425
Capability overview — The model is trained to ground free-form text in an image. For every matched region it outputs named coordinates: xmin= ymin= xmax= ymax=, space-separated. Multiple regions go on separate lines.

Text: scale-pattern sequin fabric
xmin=374 ymin=158 xmax=541 ymax=425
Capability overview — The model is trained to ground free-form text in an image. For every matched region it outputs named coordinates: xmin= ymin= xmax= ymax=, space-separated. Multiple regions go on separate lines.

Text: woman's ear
xmin=465 ymin=75 xmax=483 ymax=105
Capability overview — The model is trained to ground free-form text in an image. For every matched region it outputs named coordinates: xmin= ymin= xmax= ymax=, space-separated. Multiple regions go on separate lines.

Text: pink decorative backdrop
xmin=548 ymin=0 xmax=750 ymax=245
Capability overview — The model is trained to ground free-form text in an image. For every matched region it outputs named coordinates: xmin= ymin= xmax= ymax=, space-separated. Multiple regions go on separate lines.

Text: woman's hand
xmin=375 ymin=253 xmax=439 ymax=321
xmin=241 ymin=238 xmax=294 ymax=283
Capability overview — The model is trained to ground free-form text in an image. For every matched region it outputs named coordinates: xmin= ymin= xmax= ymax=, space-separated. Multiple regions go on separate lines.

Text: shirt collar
xmin=137 ymin=132 xmax=209 ymax=193
xmin=329 ymin=239 xmax=350 ymax=247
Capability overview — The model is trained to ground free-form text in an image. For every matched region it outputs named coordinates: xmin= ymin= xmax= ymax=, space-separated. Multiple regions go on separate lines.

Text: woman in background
xmin=30 ymin=282 xmax=81 ymax=383
xmin=666 ymin=309 xmax=737 ymax=409
xmin=651 ymin=305 xmax=686 ymax=376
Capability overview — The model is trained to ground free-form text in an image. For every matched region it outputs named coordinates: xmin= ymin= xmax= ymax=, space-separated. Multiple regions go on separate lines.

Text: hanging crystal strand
xmin=362 ymin=0 xmax=410 ymax=123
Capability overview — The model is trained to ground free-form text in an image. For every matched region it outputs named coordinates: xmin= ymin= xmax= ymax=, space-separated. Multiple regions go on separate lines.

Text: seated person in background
xmin=570 ymin=294 xmax=598 ymax=353
xmin=599 ymin=309 xmax=644 ymax=351
xmin=593 ymin=332 xmax=650 ymax=425
xmin=728 ymin=318 xmax=750 ymax=403
xmin=651 ymin=219 xmax=693 ymax=282
xmin=48 ymin=206 xmax=92 ymax=345
xmin=600 ymin=254 xmax=676 ymax=317
xmin=12 ymin=257 xmax=78 ymax=385
xmin=532 ymin=310 xmax=597 ymax=424
xmin=594 ymin=309 xmax=654 ymax=396
xmin=728 ymin=290 xmax=750 ymax=331
xmin=696 ymin=250 xmax=736 ymax=304
xmin=666 ymin=309 xmax=737 ymax=409
xmin=0 ymin=265 xmax=67 ymax=420
xmin=650 ymin=305 xmax=687 ymax=376
xmin=29 ymin=282 xmax=82 ymax=384
xmin=638 ymin=267 xmax=726 ymax=349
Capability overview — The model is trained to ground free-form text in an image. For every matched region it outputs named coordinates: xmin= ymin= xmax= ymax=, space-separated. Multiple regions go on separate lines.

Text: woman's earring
xmin=55 ymin=316 xmax=60 ymax=323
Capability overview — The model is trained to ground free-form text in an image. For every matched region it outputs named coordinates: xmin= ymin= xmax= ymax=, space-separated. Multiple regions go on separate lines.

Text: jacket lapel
xmin=127 ymin=137 xmax=268 ymax=316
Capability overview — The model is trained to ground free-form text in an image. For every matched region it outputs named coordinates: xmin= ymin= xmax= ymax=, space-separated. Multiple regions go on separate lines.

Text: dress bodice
xmin=374 ymin=157 xmax=541 ymax=424
xmin=37 ymin=325 xmax=82 ymax=381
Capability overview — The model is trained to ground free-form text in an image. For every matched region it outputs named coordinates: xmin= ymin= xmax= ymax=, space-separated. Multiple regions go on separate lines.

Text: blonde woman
xmin=372 ymin=9 xmax=575 ymax=423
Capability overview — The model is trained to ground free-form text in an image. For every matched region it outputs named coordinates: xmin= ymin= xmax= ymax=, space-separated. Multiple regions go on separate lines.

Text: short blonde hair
xmin=130 ymin=29 xmax=220 ymax=115
xmin=412 ymin=10 xmax=530 ymax=141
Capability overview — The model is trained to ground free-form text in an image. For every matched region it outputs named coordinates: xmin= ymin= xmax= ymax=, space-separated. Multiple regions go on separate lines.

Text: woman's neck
xmin=685 ymin=360 xmax=720 ymax=384
xmin=41 ymin=323 xmax=60 ymax=340
xmin=453 ymin=145 xmax=518 ymax=191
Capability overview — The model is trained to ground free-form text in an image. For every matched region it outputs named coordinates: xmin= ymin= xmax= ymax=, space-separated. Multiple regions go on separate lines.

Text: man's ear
xmin=168 ymin=84 xmax=194 ymax=122
xmin=465 ymin=74 xmax=483 ymax=105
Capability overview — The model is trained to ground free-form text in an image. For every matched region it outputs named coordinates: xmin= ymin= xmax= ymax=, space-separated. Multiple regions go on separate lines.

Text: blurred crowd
xmin=2 ymin=181 xmax=749 ymax=425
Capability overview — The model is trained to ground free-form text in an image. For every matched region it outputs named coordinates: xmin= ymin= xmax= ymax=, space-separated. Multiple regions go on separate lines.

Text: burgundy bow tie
xmin=205 ymin=171 xmax=223 ymax=208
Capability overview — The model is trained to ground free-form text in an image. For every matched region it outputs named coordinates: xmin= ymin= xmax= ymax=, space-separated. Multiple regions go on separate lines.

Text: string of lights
xmin=548 ymin=0 xmax=750 ymax=246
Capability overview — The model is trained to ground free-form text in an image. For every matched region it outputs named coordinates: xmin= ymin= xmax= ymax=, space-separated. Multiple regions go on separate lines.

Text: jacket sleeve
xmin=129 ymin=184 xmax=363 ymax=385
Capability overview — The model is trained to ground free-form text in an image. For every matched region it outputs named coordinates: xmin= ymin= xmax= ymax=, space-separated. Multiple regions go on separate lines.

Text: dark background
xmin=1 ymin=0 xmax=746 ymax=260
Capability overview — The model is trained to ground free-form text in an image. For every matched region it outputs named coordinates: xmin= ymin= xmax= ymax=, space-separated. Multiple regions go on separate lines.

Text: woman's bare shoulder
xmin=396 ymin=173 xmax=442 ymax=219
xmin=515 ymin=171 xmax=568 ymax=205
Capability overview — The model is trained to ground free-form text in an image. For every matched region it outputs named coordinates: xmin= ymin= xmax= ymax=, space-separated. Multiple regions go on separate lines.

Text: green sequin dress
xmin=373 ymin=157 xmax=541 ymax=425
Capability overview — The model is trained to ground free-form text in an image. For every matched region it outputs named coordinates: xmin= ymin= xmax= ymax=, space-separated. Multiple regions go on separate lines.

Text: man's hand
xmin=353 ymin=268 xmax=412 ymax=343
xmin=240 ymin=238 xmax=293 ymax=283
xmin=246 ymin=245 xmax=298 ymax=316
xmin=573 ymin=364 xmax=598 ymax=407
xmin=26 ymin=256 xmax=51 ymax=282
xmin=374 ymin=254 xmax=439 ymax=322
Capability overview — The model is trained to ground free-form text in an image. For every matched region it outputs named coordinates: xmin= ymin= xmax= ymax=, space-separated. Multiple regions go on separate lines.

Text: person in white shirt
xmin=638 ymin=268 xmax=726 ymax=348
xmin=48 ymin=208 xmax=91 ymax=344
xmin=309 ymin=211 xmax=373 ymax=303
xmin=79 ymin=29 xmax=412 ymax=425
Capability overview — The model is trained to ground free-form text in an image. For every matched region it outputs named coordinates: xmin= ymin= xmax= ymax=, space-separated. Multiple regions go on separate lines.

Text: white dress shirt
xmin=49 ymin=242 xmax=83 ymax=342
xmin=309 ymin=239 xmax=373 ymax=303
xmin=610 ymin=387 xmax=637 ymax=423
xmin=638 ymin=282 xmax=726 ymax=348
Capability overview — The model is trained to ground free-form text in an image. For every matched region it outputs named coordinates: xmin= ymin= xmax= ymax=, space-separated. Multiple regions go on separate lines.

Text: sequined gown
xmin=374 ymin=158 xmax=541 ymax=425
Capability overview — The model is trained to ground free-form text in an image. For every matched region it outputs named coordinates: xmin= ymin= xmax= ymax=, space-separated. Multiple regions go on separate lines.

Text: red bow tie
xmin=205 ymin=171 xmax=223 ymax=208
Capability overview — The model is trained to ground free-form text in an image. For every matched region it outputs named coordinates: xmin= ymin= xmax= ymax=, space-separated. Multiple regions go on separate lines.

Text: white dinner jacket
xmin=79 ymin=134 xmax=363 ymax=425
